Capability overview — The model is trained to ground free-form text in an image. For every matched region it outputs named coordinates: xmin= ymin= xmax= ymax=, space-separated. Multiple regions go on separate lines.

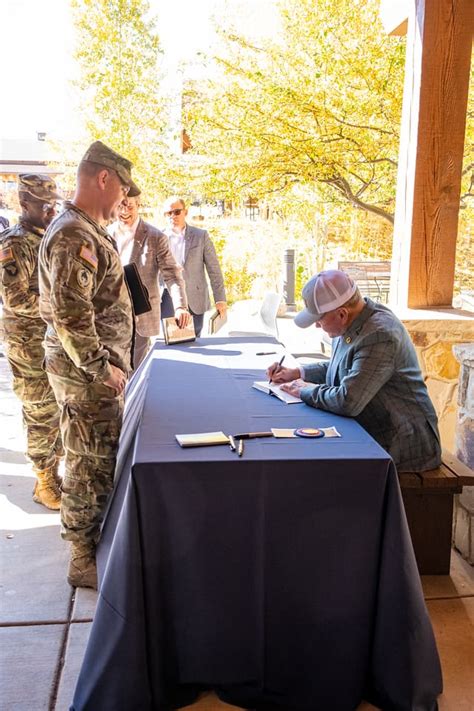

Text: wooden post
xmin=390 ymin=0 xmax=473 ymax=308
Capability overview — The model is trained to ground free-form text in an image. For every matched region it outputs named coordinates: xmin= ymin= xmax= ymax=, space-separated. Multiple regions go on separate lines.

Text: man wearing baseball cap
xmin=0 ymin=174 xmax=63 ymax=509
xmin=267 ymin=270 xmax=441 ymax=472
xmin=39 ymin=141 xmax=136 ymax=588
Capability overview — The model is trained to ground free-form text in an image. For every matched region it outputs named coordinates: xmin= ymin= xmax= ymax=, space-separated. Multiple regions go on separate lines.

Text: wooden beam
xmin=390 ymin=0 xmax=473 ymax=309
xmin=379 ymin=0 xmax=409 ymax=36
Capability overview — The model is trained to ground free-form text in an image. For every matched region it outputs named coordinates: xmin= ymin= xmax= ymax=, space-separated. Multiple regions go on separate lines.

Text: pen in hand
xmin=269 ymin=355 xmax=286 ymax=384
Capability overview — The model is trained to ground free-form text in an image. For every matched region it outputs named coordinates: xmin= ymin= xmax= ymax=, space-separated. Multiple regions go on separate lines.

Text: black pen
xmin=269 ymin=354 xmax=285 ymax=384
xmin=229 ymin=435 xmax=236 ymax=452
xmin=233 ymin=431 xmax=273 ymax=440
xmin=237 ymin=438 xmax=244 ymax=457
xmin=256 ymin=351 xmax=277 ymax=356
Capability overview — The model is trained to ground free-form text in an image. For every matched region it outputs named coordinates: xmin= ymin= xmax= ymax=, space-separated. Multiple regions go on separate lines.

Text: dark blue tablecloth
xmin=72 ymin=337 xmax=442 ymax=711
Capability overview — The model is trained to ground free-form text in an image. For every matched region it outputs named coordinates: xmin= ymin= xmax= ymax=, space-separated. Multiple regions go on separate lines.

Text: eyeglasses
xmin=164 ymin=208 xmax=184 ymax=217
xmin=119 ymin=199 xmax=136 ymax=210
xmin=41 ymin=202 xmax=59 ymax=213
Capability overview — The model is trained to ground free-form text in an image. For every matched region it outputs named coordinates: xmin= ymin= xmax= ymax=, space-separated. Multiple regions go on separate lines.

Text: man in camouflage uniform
xmin=0 ymin=175 xmax=63 ymax=509
xmin=39 ymin=141 xmax=137 ymax=589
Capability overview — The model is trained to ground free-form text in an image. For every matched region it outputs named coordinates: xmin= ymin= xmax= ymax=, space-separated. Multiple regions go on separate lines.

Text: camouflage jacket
xmin=39 ymin=202 xmax=134 ymax=382
xmin=0 ymin=219 xmax=46 ymax=343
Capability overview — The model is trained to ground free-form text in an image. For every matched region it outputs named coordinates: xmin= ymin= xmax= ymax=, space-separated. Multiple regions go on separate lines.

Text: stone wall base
xmin=453 ymin=493 xmax=474 ymax=562
xmin=398 ymin=315 xmax=474 ymax=565
xmin=452 ymin=342 xmax=474 ymax=564
xmin=400 ymin=315 xmax=473 ymax=453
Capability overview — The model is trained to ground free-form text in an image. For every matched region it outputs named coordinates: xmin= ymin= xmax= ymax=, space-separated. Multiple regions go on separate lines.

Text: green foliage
xmin=455 ymin=59 xmax=474 ymax=296
xmin=196 ymin=217 xmax=291 ymax=304
xmin=187 ymin=200 xmax=395 ymax=308
xmin=71 ymin=0 xmax=169 ymax=201
xmin=455 ymin=208 xmax=473 ymax=296
xmin=184 ymin=0 xmax=405 ymax=224
xmin=68 ymin=0 xmax=471 ymax=303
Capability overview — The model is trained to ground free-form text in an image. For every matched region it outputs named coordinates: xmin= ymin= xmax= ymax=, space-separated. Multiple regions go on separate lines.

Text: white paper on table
xmin=271 ymin=428 xmax=297 ymax=438
xmin=320 ymin=427 xmax=341 ymax=437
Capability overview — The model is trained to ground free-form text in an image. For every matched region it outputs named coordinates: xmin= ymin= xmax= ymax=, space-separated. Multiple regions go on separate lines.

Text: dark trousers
xmin=133 ymin=333 xmax=151 ymax=370
xmin=160 ymin=288 xmax=204 ymax=337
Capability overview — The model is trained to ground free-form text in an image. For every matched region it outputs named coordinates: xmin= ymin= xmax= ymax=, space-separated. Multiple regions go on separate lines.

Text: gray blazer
xmin=300 ymin=299 xmax=441 ymax=472
xmin=182 ymin=224 xmax=226 ymax=314
xmin=130 ymin=219 xmax=187 ymax=337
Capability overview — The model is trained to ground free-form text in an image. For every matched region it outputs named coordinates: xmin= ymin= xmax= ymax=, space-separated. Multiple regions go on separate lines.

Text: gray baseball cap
xmin=294 ymin=270 xmax=357 ymax=328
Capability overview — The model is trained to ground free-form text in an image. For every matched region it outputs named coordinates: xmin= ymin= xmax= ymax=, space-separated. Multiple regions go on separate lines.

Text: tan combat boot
xmin=52 ymin=458 xmax=63 ymax=491
xmin=32 ymin=467 xmax=61 ymax=510
xmin=67 ymin=542 xmax=97 ymax=590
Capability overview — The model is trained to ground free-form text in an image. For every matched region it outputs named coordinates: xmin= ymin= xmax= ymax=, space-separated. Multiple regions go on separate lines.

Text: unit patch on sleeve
xmin=4 ymin=263 xmax=18 ymax=276
xmin=77 ymin=267 xmax=92 ymax=289
xmin=79 ymin=245 xmax=98 ymax=270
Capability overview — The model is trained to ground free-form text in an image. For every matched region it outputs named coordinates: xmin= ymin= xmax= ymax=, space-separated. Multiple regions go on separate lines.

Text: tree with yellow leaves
xmin=71 ymin=0 xmax=168 ymax=199
xmin=184 ymin=0 xmax=406 ymax=224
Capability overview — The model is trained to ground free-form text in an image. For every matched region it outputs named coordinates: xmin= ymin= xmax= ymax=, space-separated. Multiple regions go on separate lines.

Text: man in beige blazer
xmin=110 ymin=194 xmax=190 ymax=366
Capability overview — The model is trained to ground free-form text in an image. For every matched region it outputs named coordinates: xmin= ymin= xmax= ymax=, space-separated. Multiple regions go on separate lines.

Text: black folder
xmin=123 ymin=263 xmax=152 ymax=315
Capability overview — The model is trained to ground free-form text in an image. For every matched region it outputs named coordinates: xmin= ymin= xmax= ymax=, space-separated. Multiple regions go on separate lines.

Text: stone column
xmin=452 ymin=343 xmax=474 ymax=563
xmin=402 ymin=316 xmax=474 ymax=452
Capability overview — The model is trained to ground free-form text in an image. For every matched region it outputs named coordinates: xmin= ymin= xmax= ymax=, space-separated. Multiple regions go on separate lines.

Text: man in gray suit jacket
xmin=111 ymin=195 xmax=190 ymax=366
xmin=160 ymin=197 xmax=227 ymax=336
xmin=268 ymin=270 xmax=441 ymax=472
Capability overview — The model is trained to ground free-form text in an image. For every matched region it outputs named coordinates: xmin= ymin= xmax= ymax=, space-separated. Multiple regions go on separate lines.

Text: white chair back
xmin=228 ymin=291 xmax=282 ymax=338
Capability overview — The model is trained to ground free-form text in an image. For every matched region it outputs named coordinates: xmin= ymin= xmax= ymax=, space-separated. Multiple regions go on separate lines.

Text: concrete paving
xmin=54 ymin=622 xmax=92 ymax=711
xmin=1 ymin=624 xmax=66 ymax=710
xmin=1 ymin=316 xmax=473 ymax=711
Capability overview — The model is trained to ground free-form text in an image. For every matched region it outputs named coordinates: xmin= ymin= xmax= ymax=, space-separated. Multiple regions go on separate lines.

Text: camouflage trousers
xmin=5 ymin=339 xmax=62 ymax=471
xmin=45 ymin=355 xmax=124 ymax=546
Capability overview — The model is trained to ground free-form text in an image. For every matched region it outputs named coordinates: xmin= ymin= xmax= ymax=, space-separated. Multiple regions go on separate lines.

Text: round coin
xmin=294 ymin=428 xmax=324 ymax=438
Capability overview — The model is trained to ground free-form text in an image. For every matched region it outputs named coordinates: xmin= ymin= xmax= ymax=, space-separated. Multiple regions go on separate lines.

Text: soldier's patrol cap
xmin=80 ymin=140 xmax=140 ymax=197
xmin=18 ymin=174 xmax=62 ymax=202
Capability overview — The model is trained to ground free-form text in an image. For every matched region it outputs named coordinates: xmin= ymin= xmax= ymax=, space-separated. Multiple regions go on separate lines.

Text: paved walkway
xmin=1 ymin=316 xmax=473 ymax=710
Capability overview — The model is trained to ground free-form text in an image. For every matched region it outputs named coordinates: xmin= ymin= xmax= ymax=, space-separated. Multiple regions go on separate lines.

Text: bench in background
xmin=399 ymin=451 xmax=474 ymax=574
xmin=338 ymin=260 xmax=391 ymax=303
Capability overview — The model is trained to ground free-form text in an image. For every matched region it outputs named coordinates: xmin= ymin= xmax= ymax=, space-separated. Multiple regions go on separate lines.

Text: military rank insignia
xmin=79 ymin=245 xmax=98 ymax=269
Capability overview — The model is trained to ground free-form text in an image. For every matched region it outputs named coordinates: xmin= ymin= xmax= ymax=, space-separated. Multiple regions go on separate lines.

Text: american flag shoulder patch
xmin=79 ymin=245 xmax=98 ymax=269
xmin=0 ymin=246 xmax=14 ymax=263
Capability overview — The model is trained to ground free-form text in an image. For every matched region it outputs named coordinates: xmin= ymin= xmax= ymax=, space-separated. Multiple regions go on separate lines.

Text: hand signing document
xmin=280 ymin=378 xmax=315 ymax=399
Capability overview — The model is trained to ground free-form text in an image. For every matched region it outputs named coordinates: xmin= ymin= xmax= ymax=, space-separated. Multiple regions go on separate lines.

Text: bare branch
xmin=323 ymin=175 xmax=394 ymax=224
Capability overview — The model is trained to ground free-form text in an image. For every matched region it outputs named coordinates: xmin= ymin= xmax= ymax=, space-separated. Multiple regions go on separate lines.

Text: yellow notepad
xmin=175 ymin=431 xmax=230 ymax=448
